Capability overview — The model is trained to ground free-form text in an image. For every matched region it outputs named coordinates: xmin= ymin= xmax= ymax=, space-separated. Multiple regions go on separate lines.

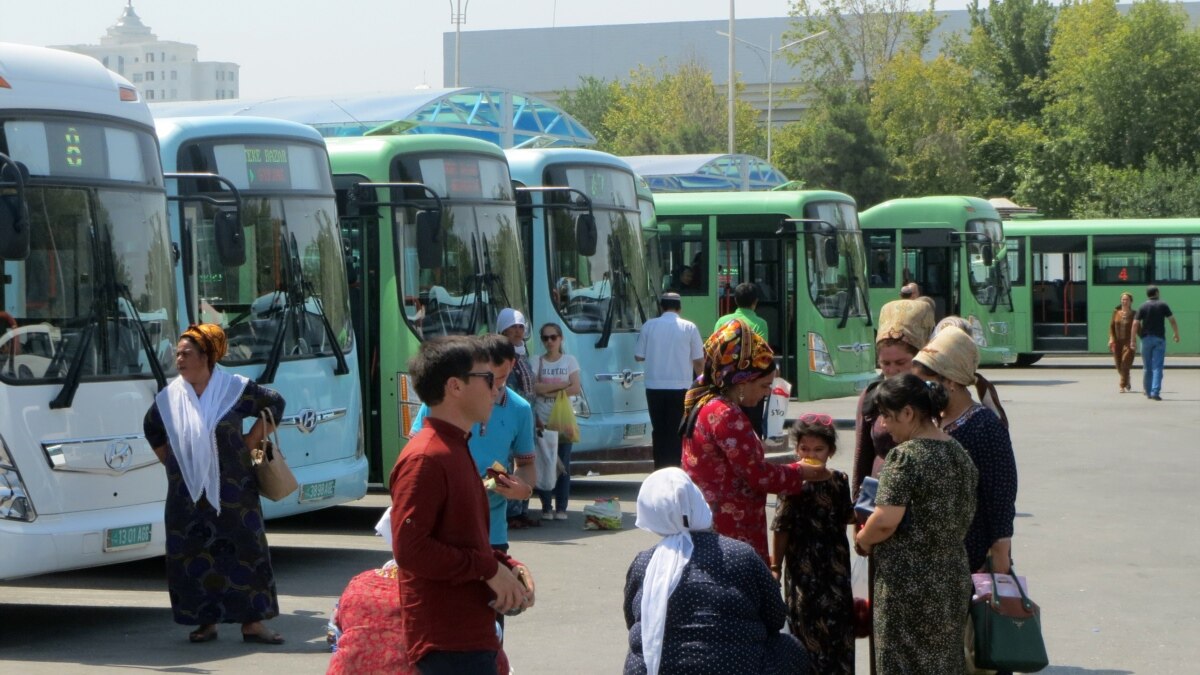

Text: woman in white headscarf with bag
xmin=623 ymin=469 xmax=809 ymax=675
xmin=143 ymin=323 xmax=286 ymax=645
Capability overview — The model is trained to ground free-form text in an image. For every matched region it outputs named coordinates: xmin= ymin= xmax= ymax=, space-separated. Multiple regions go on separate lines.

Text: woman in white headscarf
xmin=143 ymin=323 xmax=285 ymax=644
xmin=623 ymin=469 xmax=809 ymax=675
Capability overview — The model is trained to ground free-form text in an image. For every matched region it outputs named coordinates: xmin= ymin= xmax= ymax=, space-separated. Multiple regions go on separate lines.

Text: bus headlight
xmin=808 ymin=332 xmax=836 ymax=376
xmin=0 ymin=436 xmax=36 ymax=522
xmin=570 ymin=392 xmax=591 ymax=419
xmin=967 ymin=316 xmax=987 ymax=348
xmin=397 ymin=373 xmax=423 ymax=438
xmin=355 ymin=412 xmax=366 ymax=460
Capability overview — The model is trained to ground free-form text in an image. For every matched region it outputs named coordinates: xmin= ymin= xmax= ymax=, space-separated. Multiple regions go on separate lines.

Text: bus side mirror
xmin=981 ymin=244 xmax=994 ymax=267
xmin=214 ymin=209 xmax=246 ymax=267
xmin=416 ymin=210 xmax=442 ymax=268
xmin=823 ymin=238 xmax=839 ymax=268
xmin=0 ymin=160 xmax=32 ymax=261
xmin=576 ymin=213 xmax=598 ymax=257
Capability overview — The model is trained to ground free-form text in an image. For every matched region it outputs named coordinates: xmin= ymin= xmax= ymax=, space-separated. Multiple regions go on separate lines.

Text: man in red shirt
xmin=390 ymin=336 xmax=535 ymax=674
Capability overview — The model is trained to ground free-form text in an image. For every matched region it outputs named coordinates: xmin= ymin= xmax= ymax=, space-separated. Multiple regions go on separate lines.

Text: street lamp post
xmin=727 ymin=0 xmax=735 ymax=155
xmin=716 ymin=29 xmax=827 ymax=164
xmin=450 ymin=0 xmax=470 ymax=87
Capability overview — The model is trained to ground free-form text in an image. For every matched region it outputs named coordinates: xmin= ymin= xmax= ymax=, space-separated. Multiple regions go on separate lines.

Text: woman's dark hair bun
xmin=874 ymin=373 xmax=950 ymax=420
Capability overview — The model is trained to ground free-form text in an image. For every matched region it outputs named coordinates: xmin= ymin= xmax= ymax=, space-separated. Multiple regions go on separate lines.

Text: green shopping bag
xmin=547 ymin=391 xmax=580 ymax=443
xmin=968 ymin=556 xmax=1049 ymax=672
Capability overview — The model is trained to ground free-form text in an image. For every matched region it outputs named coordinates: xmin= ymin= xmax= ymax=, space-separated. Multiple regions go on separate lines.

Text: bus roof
xmin=504 ymin=147 xmax=634 ymax=183
xmin=1004 ymin=219 xmax=1200 ymax=237
xmin=859 ymin=196 xmax=1001 ymax=227
xmin=654 ymin=189 xmax=855 ymax=217
xmin=0 ymin=42 xmax=152 ymax=127
xmin=324 ymin=134 xmax=508 ymax=180
xmin=155 ymin=116 xmax=326 ymax=155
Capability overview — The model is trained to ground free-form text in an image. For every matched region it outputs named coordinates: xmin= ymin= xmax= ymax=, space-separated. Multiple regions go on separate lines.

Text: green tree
xmin=1072 ymin=156 xmax=1200 ymax=217
xmin=961 ymin=0 xmax=1058 ymax=120
xmin=555 ymin=76 xmax=620 ymax=149
xmin=773 ymin=90 xmax=891 ymax=206
xmin=601 ymin=59 xmax=762 ymax=156
xmin=870 ymin=52 xmax=986 ymax=195
xmin=785 ymin=0 xmax=939 ymax=101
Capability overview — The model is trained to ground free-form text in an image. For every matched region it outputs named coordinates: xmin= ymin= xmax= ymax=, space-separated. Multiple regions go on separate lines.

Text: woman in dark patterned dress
xmin=143 ymin=323 xmax=286 ymax=644
xmin=854 ymin=374 xmax=977 ymax=675
xmin=771 ymin=415 xmax=855 ymax=674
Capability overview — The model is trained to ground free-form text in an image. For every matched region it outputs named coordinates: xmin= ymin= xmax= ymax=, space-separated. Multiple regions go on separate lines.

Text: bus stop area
xmin=1 ymin=356 xmax=1197 ymax=674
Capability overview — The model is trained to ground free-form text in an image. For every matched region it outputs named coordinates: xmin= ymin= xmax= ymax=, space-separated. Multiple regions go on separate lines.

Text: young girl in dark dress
xmin=771 ymin=415 xmax=855 ymax=674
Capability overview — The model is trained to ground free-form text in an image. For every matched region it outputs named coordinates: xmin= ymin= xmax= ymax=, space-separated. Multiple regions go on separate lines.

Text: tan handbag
xmin=250 ymin=408 xmax=298 ymax=501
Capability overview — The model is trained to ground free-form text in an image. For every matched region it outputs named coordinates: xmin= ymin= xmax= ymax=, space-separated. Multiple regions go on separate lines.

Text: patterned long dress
xmin=682 ymin=397 xmax=806 ymax=563
xmin=143 ymin=380 xmax=284 ymax=626
xmin=772 ymin=471 xmax=855 ymax=674
xmin=873 ymin=438 xmax=977 ymax=675
xmin=943 ymin=404 xmax=1018 ymax=573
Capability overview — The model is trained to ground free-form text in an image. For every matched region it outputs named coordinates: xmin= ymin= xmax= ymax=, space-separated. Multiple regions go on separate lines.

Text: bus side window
xmin=868 ymin=233 xmax=895 ymax=288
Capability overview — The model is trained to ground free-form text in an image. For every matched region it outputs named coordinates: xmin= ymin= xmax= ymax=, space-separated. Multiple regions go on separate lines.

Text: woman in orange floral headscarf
xmin=679 ymin=320 xmax=831 ymax=562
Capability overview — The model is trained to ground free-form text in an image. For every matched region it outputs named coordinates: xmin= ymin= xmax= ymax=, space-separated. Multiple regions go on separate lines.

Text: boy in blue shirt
xmin=410 ymin=335 xmax=537 ymax=552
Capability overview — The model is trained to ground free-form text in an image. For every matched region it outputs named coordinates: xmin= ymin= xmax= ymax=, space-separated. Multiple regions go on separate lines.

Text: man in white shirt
xmin=635 ymin=292 xmax=704 ymax=469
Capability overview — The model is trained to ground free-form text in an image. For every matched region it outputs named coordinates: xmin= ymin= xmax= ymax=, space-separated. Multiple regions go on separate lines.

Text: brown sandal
xmin=188 ymin=626 xmax=218 ymax=643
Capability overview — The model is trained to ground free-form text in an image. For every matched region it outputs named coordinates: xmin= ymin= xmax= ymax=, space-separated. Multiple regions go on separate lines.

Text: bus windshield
xmin=804 ymin=201 xmax=869 ymax=320
xmin=393 ymin=154 xmax=527 ymax=338
xmin=194 ymin=196 xmax=352 ymax=362
xmin=967 ymin=218 xmax=1012 ymax=311
xmin=1 ymin=186 xmax=177 ymax=382
xmin=546 ymin=165 xmax=653 ymax=334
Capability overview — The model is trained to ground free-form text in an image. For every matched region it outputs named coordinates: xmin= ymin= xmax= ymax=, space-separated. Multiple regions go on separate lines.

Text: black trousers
xmin=417 ymin=650 xmax=498 ymax=675
xmin=646 ymin=388 xmax=687 ymax=469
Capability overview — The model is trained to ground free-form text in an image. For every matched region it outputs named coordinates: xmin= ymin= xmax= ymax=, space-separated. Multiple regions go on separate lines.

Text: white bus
xmin=0 ymin=43 xmax=177 ymax=579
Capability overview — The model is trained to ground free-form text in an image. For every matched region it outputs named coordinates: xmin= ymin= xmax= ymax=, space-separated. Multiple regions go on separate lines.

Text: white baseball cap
xmin=496 ymin=308 xmax=527 ymax=334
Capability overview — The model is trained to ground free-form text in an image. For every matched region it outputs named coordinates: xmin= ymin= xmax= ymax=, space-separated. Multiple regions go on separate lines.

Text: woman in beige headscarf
xmin=912 ymin=326 xmax=1017 ymax=575
xmin=853 ymin=300 xmax=934 ymax=496
xmin=931 ymin=316 xmax=1009 ymax=427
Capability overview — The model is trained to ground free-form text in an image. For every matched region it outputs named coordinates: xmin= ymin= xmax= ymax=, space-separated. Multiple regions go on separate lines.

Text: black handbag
xmin=968 ymin=556 xmax=1049 ymax=672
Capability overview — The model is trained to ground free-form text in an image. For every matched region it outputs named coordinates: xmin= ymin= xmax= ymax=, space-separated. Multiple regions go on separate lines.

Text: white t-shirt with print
xmin=534 ymin=353 xmax=581 ymax=424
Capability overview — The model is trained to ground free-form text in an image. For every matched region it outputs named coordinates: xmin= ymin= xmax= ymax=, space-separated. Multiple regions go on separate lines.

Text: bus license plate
xmin=104 ymin=523 xmax=152 ymax=552
xmin=624 ymin=423 xmax=647 ymax=439
xmin=300 ymin=479 xmax=336 ymax=503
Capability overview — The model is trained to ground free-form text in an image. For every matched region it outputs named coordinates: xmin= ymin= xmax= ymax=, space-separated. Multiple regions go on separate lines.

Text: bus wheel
xmin=1014 ymin=353 xmax=1043 ymax=367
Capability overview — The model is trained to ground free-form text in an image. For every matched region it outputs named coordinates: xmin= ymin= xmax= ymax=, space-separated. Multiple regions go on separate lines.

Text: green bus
xmin=859 ymin=196 xmax=1017 ymax=366
xmin=653 ymin=191 xmax=877 ymax=401
xmin=1004 ymin=219 xmax=1200 ymax=363
xmin=328 ymin=134 xmax=528 ymax=482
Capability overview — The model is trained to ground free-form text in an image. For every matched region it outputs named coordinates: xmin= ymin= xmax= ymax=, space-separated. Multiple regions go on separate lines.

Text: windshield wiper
xmin=480 ymin=236 xmax=513 ymax=322
xmin=465 ymin=233 xmax=486 ymax=335
xmin=596 ymin=233 xmax=629 ymax=349
xmin=291 ymin=234 xmax=350 ymax=375
xmin=115 ymin=283 xmax=168 ymax=391
xmin=49 ymin=318 xmax=95 ymax=409
xmin=259 ymin=230 xmax=295 ymax=385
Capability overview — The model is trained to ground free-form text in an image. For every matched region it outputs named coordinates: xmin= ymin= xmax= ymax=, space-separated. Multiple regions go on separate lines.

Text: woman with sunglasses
xmin=680 ymin=319 xmax=830 ymax=565
xmin=532 ymin=322 xmax=581 ymax=521
xmin=771 ymin=413 xmax=856 ymax=674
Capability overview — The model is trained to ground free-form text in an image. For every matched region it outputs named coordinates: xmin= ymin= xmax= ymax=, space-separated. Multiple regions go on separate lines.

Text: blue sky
xmin=2 ymin=0 xmax=972 ymax=97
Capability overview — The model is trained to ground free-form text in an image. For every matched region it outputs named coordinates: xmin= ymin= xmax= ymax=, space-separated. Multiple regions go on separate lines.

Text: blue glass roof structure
xmin=149 ymin=88 xmax=595 ymax=148
xmin=622 ymin=154 xmax=788 ymax=192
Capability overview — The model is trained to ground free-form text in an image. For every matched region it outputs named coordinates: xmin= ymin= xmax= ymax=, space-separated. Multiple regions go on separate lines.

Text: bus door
xmin=334 ymin=175 xmax=384 ymax=480
xmin=900 ymin=228 xmax=958 ymax=320
xmin=1030 ymin=235 xmax=1088 ymax=351
xmin=716 ymin=231 xmax=797 ymax=385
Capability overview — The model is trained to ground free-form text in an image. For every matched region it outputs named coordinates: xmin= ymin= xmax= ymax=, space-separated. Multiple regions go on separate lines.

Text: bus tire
xmin=1014 ymin=353 xmax=1043 ymax=367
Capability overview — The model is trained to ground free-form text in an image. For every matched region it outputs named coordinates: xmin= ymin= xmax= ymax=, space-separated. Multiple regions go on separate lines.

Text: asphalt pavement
xmin=1 ymin=356 xmax=1196 ymax=674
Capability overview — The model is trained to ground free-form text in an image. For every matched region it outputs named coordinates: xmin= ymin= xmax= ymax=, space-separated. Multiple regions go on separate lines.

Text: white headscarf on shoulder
xmin=635 ymin=468 xmax=714 ymax=675
xmin=155 ymin=370 xmax=249 ymax=515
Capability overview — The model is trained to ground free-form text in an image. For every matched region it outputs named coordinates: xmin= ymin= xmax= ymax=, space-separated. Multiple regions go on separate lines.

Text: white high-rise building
xmin=54 ymin=2 xmax=239 ymax=102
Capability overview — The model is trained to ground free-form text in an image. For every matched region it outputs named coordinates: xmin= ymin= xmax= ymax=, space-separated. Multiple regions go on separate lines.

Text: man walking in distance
xmin=1131 ymin=285 xmax=1181 ymax=401
xmin=715 ymin=283 xmax=770 ymax=436
xmin=391 ymin=337 xmax=534 ymax=674
xmin=636 ymin=292 xmax=704 ymax=469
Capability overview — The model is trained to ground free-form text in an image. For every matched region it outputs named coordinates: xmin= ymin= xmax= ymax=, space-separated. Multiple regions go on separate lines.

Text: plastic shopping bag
xmin=764 ymin=377 xmax=792 ymax=439
xmin=582 ymin=497 xmax=623 ymax=530
xmin=547 ymin=391 xmax=580 ymax=443
xmin=534 ymin=429 xmax=559 ymax=492
xmin=851 ymin=552 xmax=872 ymax=639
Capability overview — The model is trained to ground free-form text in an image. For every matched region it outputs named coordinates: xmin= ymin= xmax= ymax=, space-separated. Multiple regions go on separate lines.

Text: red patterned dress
xmin=682 ymin=397 xmax=807 ymax=562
